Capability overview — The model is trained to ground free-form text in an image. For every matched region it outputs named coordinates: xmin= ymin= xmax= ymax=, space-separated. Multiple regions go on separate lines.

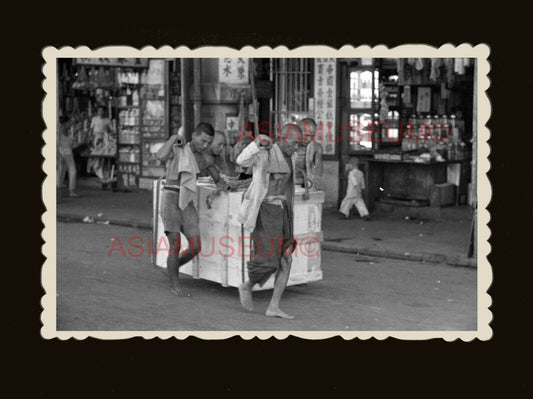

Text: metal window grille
xmin=270 ymin=58 xmax=312 ymax=134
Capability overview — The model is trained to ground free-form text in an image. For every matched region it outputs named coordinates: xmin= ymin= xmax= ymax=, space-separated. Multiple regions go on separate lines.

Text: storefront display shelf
xmin=139 ymin=136 xmax=167 ymax=141
xmin=369 ymin=159 xmax=467 ymax=165
xmin=83 ymin=154 xmax=116 ymax=158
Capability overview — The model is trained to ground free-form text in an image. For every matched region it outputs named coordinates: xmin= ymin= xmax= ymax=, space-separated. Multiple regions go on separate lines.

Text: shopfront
xmin=263 ymin=57 xmax=475 ymax=210
xmin=336 ymin=57 xmax=475 ymax=210
xmin=58 ymin=57 xmax=476 ymax=211
xmin=58 ymin=57 xmax=185 ymax=191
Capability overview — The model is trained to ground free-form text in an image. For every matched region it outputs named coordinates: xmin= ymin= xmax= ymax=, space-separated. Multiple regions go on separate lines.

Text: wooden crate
xmin=152 ymin=180 xmax=324 ymax=290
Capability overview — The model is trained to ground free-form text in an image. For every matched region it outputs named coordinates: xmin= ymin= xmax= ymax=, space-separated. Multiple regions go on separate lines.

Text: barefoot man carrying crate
xmin=156 ymin=122 xmax=222 ymax=297
xmin=236 ymin=123 xmax=301 ymax=319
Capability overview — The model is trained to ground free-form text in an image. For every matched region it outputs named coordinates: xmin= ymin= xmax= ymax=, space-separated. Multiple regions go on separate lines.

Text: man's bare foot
xmin=265 ymin=307 xmax=295 ymax=319
xmin=238 ymin=283 xmax=254 ymax=311
xmin=170 ymin=287 xmax=191 ymax=297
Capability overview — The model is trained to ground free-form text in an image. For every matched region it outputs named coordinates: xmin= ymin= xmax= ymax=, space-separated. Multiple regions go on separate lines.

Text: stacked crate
xmin=153 ymin=181 xmax=324 ymax=290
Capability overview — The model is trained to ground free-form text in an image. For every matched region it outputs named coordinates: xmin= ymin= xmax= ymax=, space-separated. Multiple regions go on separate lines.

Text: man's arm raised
xmin=157 ymin=134 xmax=180 ymax=161
xmin=236 ymin=134 xmax=271 ymax=167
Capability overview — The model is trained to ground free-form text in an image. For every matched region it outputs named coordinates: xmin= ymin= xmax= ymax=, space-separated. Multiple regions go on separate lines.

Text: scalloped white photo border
xmin=41 ymin=44 xmax=491 ymax=340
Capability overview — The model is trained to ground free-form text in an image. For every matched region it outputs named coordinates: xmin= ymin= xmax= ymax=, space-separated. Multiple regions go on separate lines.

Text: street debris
xmin=354 ymin=255 xmax=379 ymax=263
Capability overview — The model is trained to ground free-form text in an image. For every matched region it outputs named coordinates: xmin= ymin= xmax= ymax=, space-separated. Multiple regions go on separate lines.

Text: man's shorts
xmin=160 ymin=189 xmax=200 ymax=237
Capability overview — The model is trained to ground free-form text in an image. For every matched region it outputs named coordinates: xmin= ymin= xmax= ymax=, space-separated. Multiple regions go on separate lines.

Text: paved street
xmin=57 ymin=179 xmax=476 ymax=267
xmin=56 ymin=221 xmax=477 ymax=331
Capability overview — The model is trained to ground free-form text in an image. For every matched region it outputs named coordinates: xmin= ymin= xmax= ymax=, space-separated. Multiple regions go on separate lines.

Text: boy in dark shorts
xmin=156 ymin=122 xmax=221 ymax=297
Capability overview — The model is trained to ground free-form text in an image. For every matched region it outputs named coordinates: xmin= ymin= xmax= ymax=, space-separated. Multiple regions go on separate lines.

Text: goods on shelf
xmin=67 ymin=112 xmax=92 ymax=148
xmin=119 ymin=128 xmax=140 ymax=144
xmin=90 ymin=132 xmax=116 ymax=156
xmin=398 ymin=113 xmax=469 ymax=161
xmin=118 ymin=109 xmax=140 ymax=126
xmin=117 ymin=71 xmax=140 ymax=85
xmin=71 ymin=66 xmax=117 ymax=90
xmin=169 ymin=62 xmax=182 ymax=135
xmin=118 ymin=146 xmax=140 ymax=163
xmin=373 ymin=152 xmax=402 ymax=161
xmin=141 ymin=142 xmax=164 ymax=167
xmin=118 ymin=163 xmax=140 ymax=188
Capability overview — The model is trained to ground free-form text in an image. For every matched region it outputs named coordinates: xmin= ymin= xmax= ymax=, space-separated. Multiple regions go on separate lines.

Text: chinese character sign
xmin=314 ymin=58 xmax=336 ymax=155
xmin=219 ymin=58 xmax=249 ymax=84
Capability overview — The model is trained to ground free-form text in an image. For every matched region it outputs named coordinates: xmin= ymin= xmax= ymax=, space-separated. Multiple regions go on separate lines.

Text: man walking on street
xmin=339 ymin=157 xmax=370 ymax=221
xmin=236 ymin=124 xmax=300 ymax=319
xmin=156 ymin=122 xmax=221 ymax=297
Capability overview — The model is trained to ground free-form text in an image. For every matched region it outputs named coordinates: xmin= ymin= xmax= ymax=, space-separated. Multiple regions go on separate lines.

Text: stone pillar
xmin=192 ymin=58 xmax=202 ymax=129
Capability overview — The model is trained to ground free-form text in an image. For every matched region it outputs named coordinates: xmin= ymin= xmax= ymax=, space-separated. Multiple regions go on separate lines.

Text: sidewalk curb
xmin=57 ymin=213 xmax=476 ymax=268
xmin=321 ymin=241 xmax=476 ymax=268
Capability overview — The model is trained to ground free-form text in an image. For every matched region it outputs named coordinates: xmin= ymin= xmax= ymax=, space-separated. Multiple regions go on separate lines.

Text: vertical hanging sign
xmin=314 ymin=58 xmax=336 ymax=155
xmin=219 ymin=58 xmax=249 ymax=84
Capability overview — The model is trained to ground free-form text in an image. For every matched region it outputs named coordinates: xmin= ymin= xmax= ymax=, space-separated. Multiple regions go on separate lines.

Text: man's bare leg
xmin=178 ymin=235 xmax=201 ymax=266
xmin=238 ymin=280 xmax=254 ymax=311
xmin=265 ymin=256 xmax=294 ymax=319
xmin=166 ymin=233 xmax=190 ymax=297
xmin=58 ymin=157 xmax=67 ymax=188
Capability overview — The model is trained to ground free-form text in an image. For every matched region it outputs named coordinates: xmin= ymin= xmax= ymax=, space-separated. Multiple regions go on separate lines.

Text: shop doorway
xmin=338 ymin=61 xmax=380 ymax=208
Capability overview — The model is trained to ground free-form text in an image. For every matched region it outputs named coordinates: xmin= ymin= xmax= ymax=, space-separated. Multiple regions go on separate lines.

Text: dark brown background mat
xmin=10 ymin=4 xmax=529 ymax=396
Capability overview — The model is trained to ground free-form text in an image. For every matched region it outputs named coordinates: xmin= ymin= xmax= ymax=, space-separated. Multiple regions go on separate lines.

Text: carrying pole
xmin=249 ymin=59 xmax=260 ymax=139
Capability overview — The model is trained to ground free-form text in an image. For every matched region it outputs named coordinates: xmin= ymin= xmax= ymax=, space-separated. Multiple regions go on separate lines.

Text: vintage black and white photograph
xmin=42 ymin=45 xmax=491 ymax=339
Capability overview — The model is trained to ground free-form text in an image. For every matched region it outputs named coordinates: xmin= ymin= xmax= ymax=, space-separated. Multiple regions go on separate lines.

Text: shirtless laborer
xmin=298 ymin=117 xmax=323 ymax=191
xmin=156 ymin=122 xmax=221 ymax=297
xmin=236 ymin=123 xmax=301 ymax=319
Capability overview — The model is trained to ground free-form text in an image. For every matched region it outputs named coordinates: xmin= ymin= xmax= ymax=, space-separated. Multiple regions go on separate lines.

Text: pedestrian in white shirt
xmin=90 ymin=106 xmax=112 ymax=146
xmin=339 ymin=158 xmax=369 ymax=220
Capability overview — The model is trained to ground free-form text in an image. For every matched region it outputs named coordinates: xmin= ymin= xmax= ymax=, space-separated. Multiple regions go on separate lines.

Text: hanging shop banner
xmin=314 ymin=58 xmax=337 ymax=155
xmin=75 ymin=58 xmax=149 ymax=68
xmin=140 ymin=59 xmax=166 ymax=140
xmin=416 ymin=86 xmax=432 ymax=114
xmin=146 ymin=59 xmax=165 ymax=85
xmin=219 ymin=58 xmax=249 ymax=84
